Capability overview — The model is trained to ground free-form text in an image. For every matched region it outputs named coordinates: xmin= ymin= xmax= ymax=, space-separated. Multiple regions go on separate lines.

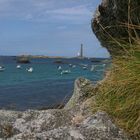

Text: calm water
xmin=0 ymin=57 xmax=107 ymax=110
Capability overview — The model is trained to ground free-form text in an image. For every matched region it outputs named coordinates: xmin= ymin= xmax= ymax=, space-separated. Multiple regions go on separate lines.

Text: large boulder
xmin=92 ymin=0 xmax=140 ymax=55
xmin=0 ymin=78 xmax=128 ymax=140
xmin=65 ymin=78 xmax=95 ymax=110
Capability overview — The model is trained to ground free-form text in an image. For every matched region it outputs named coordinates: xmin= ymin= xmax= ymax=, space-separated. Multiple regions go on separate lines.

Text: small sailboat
xmin=83 ymin=66 xmax=88 ymax=70
xmin=27 ymin=67 xmax=33 ymax=73
xmin=90 ymin=65 xmax=95 ymax=71
xmin=61 ymin=70 xmax=71 ymax=75
xmin=0 ymin=66 xmax=5 ymax=72
xmin=81 ymin=64 xmax=88 ymax=70
xmin=72 ymin=65 xmax=76 ymax=68
xmin=16 ymin=65 xmax=21 ymax=69
xmin=69 ymin=64 xmax=72 ymax=67
xmin=58 ymin=66 xmax=62 ymax=71
xmin=80 ymin=64 xmax=88 ymax=67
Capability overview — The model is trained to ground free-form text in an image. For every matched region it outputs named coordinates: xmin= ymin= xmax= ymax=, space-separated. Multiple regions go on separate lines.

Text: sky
xmin=0 ymin=0 xmax=109 ymax=58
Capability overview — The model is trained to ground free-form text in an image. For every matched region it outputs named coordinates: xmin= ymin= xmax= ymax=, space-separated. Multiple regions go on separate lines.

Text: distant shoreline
xmin=0 ymin=55 xmax=110 ymax=59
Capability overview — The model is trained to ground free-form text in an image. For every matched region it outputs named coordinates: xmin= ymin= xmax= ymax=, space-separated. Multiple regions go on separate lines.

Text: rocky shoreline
xmin=0 ymin=78 xmax=128 ymax=139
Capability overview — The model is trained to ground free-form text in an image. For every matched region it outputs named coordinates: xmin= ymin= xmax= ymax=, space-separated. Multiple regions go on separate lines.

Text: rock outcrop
xmin=17 ymin=56 xmax=30 ymax=63
xmin=92 ymin=0 xmax=140 ymax=55
xmin=0 ymin=78 xmax=128 ymax=140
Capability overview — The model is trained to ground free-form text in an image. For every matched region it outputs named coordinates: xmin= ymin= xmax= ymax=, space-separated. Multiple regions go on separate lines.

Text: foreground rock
xmin=0 ymin=78 xmax=128 ymax=140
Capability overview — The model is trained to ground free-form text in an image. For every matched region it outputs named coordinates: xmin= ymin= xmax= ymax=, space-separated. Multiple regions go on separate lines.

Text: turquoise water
xmin=0 ymin=57 xmax=107 ymax=110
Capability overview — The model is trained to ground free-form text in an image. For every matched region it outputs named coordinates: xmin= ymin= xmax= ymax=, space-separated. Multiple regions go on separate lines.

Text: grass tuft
xmin=91 ymin=41 xmax=140 ymax=139
xmin=91 ymin=1 xmax=140 ymax=139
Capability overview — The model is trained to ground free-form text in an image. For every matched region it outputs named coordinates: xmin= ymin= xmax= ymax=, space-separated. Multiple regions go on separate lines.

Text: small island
xmin=17 ymin=55 xmax=30 ymax=63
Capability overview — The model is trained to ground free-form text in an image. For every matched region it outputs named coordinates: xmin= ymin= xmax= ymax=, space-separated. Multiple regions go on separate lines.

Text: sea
xmin=0 ymin=56 xmax=109 ymax=111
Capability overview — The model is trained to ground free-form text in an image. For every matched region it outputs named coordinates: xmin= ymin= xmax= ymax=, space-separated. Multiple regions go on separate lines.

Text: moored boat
xmin=0 ymin=66 xmax=5 ymax=72
xmin=61 ymin=70 xmax=71 ymax=75
xmin=16 ymin=65 xmax=21 ymax=69
xmin=27 ymin=67 xmax=33 ymax=73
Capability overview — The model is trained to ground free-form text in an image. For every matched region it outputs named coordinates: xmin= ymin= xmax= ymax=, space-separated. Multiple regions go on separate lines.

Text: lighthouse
xmin=80 ymin=44 xmax=83 ymax=58
xmin=77 ymin=44 xmax=84 ymax=59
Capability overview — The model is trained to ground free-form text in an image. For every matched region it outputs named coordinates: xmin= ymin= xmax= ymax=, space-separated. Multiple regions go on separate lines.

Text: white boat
xmin=27 ymin=67 xmax=33 ymax=73
xmin=90 ymin=65 xmax=95 ymax=71
xmin=83 ymin=66 xmax=88 ymax=70
xmin=69 ymin=64 xmax=72 ymax=67
xmin=58 ymin=66 xmax=62 ymax=71
xmin=0 ymin=66 xmax=5 ymax=72
xmin=80 ymin=64 xmax=88 ymax=67
xmin=16 ymin=65 xmax=21 ymax=69
xmin=61 ymin=70 xmax=71 ymax=75
xmin=72 ymin=65 xmax=76 ymax=68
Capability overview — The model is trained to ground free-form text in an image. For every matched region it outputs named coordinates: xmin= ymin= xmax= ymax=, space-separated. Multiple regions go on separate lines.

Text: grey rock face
xmin=5 ymin=111 xmax=127 ymax=140
xmin=92 ymin=0 xmax=140 ymax=55
xmin=65 ymin=78 xmax=94 ymax=110
xmin=0 ymin=78 xmax=128 ymax=140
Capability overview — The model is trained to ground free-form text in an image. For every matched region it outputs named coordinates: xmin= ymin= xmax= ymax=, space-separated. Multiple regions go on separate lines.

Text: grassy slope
xmin=91 ymin=44 xmax=140 ymax=139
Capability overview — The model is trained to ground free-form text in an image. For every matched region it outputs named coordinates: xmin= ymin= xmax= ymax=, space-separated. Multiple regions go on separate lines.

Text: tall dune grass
xmin=91 ymin=2 xmax=140 ymax=138
xmin=92 ymin=48 xmax=140 ymax=139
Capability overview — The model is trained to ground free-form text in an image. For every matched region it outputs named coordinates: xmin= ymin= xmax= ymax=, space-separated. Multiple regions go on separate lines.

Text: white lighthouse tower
xmin=77 ymin=44 xmax=84 ymax=59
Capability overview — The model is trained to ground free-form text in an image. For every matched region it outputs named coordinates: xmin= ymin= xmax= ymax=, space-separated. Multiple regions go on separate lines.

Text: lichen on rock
xmin=0 ymin=78 xmax=128 ymax=140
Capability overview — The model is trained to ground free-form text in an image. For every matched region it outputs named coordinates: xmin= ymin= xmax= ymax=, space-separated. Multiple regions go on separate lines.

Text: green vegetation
xmin=91 ymin=39 xmax=140 ymax=139
xmin=91 ymin=1 xmax=140 ymax=137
